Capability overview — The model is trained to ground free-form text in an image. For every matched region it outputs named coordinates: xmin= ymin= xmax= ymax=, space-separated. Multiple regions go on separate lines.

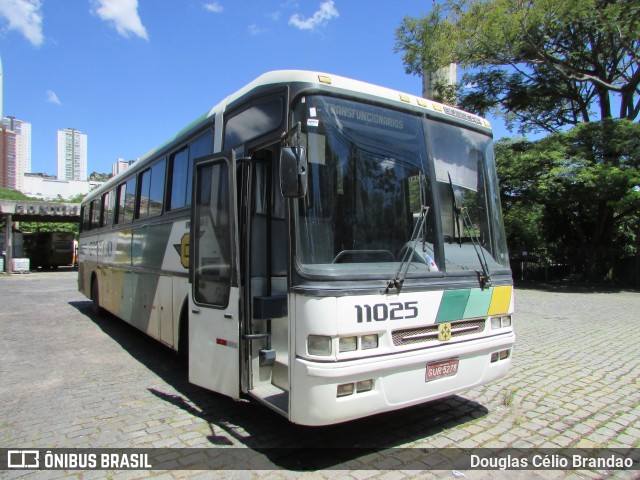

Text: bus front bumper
xmin=289 ymin=331 xmax=515 ymax=426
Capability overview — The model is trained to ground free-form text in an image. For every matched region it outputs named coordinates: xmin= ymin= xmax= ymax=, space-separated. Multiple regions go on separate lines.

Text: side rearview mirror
xmin=279 ymin=146 xmax=308 ymax=198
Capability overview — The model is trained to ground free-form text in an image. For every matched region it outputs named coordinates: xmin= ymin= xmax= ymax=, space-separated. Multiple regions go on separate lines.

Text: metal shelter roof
xmin=0 ymin=200 xmax=81 ymax=223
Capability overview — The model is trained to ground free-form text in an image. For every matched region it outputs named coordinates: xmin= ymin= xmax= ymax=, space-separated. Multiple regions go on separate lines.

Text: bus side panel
xmin=171 ymin=276 xmax=189 ymax=350
xmin=78 ymin=233 xmax=99 ymax=296
xmin=114 ymin=229 xmax=133 ymax=267
xmin=80 ymin=220 xmax=189 ymax=350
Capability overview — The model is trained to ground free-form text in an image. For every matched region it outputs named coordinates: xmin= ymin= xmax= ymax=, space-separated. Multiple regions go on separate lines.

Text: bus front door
xmin=242 ymin=146 xmax=291 ymax=416
xmin=188 ymin=153 xmax=241 ymax=399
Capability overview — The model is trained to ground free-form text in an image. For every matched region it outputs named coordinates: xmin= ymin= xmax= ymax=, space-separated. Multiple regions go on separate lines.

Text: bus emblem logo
xmin=179 ymin=233 xmax=190 ymax=269
xmin=438 ymin=323 xmax=452 ymax=341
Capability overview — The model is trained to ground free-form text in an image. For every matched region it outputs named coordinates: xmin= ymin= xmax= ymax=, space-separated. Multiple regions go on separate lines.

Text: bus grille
xmin=392 ymin=319 xmax=486 ymax=346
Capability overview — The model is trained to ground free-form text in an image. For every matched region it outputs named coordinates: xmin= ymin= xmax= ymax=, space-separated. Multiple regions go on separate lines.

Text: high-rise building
xmin=111 ymin=157 xmax=137 ymax=177
xmin=0 ymin=125 xmax=16 ymax=189
xmin=112 ymin=157 xmax=129 ymax=176
xmin=57 ymin=128 xmax=87 ymax=181
xmin=1 ymin=116 xmax=32 ymax=191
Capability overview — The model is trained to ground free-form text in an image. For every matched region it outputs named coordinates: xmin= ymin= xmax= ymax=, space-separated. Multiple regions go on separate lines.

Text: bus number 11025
xmin=355 ymin=302 xmax=418 ymax=323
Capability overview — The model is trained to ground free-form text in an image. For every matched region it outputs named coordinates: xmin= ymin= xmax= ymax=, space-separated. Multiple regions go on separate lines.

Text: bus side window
xmin=138 ymin=158 xmax=166 ymax=219
xmin=169 ymin=131 xmax=212 ymax=211
xmin=149 ymin=158 xmax=166 ymax=217
xmin=123 ymin=176 xmax=137 ymax=222
xmin=90 ymin=199 xmax=102 ymax=229
xmin=116 ymin=182 xmax=126 ymax=224
xmin=81 ymin=205 xmax=91 ymax=231
xmin=194 ymin=161 xmax=232 ymax=307
xmin=224 ymin=97 xmax=283 ymax=149
xmin=138 ymin=168 xmax=151 ymax=219
xmin=102 ymin=190 xmax=114 ymax=227
xmin=170 ymin=148 xmax=189 ymax=210
xmin=187 ymin=132 xmax=213 ymax=206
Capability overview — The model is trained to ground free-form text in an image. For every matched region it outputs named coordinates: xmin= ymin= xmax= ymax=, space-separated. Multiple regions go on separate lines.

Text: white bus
xmin=78 ymin=70 xmax=515 ymax=426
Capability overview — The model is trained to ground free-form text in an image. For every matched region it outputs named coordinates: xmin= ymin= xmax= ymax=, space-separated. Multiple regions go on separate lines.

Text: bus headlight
xmin=490 ymin=315 xmax=512 ymax=329
xmin=339 ymin=336 xmax=357 ymax=352
xmin=308 ymin=335 xmax=332 ymax=356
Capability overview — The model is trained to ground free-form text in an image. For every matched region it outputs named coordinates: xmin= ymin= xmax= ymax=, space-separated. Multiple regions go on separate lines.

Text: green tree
xmin=496 ymin=120 xmax=640 ymax=280
xmin=20 ymin=221 xmax=79 ymax=236
xmin=396 ymin=0 xmax=640 ymax=281
xmin=396 ymin=0 xmax=640 ymax=132
xmin=89 ymin=171 xmax=112 ymax=182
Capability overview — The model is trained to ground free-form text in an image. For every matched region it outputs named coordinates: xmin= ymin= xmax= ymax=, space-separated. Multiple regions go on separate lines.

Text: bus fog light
xmin=337 ymin=383 xmax=354 ymax=397
xmin=491 ymin=317 xmax=501 ymax=329
xmin=361 ymin=334 xmax=378 ymax=349
xmin=502 ymin=316 xmax=512 ymax=328
xmin=339 ymin=336 xmax=357 ymax=352
xmin=491 ymin=349 xmax=510 ymax=363
xmin=308 ymin=335 xmax=332 ymax=356
xmin=356 ymin=379 xmax=373 ymax=393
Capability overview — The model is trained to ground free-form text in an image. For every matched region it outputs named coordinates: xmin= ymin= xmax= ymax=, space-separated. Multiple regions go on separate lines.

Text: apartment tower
xmin=57 ymin=128 xmax=87 ymax=181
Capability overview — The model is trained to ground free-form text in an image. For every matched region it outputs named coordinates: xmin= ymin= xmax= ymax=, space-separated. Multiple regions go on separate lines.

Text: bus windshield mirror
xmin=279 ymin=145 xmax=308 ymax=198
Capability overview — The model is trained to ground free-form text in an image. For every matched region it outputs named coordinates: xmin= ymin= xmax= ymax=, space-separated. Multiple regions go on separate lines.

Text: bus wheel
xmin=91 ymin=277 xmax=102 ymax=317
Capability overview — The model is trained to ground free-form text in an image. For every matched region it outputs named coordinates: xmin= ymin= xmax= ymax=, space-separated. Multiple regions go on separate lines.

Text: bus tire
xmin=178 ymin=301 xmax=189 ymax=364
xmin=90 ymin=276 xmax=102 ymax=317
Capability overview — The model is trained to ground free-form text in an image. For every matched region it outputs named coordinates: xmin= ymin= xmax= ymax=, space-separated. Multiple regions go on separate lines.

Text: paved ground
xmin=0 ymin=270 xmax=639 ymax=479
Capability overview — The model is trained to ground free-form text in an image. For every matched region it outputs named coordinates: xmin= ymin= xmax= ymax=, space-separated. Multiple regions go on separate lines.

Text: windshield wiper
xmin=448 ymin=172 xmax=462 ymax=246
xmin=385 ymin=204 xmax=430 ymax=294
xmin=447 ymin=172 xmax=492 ymax=289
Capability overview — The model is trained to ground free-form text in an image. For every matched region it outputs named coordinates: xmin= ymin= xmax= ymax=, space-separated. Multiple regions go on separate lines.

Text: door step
xmin=272 ymin=358 xmax=289 ymax=391
xmin=249 ymin=384 xmax=289 ymax=416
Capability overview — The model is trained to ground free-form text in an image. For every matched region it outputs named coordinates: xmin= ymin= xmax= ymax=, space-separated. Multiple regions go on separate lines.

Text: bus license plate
xmin=426 ymin=358 xmax=459 ymax=382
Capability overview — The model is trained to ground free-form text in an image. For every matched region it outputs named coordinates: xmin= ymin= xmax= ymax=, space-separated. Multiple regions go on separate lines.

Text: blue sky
xmin=0 ymin=0 xmax=513 ymax=177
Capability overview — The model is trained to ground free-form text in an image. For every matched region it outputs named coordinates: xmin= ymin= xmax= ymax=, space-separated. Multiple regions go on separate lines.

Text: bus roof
xmin=85 ymin=70 xmax=490 ymax=202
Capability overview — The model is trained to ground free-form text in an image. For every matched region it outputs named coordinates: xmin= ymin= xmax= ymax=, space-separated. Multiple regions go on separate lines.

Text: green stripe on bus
xmin=436 ymin=289 xmax=471 ymax=323
xmin=463 ymin=287 xmax=493 ymax=319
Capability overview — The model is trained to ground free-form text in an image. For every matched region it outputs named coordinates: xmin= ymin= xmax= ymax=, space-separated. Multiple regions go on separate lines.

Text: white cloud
xmin=46 ymin=90 xmax=61 ymax=105
xmin=289 ymin=0 xmax=338 ymax=31
xmin=92 ymin=0 xmax=148 ymax=40
xmin=248 ymin=24 xmax=265 ymax=36
xmin=0 ymin=0 xmax=44 ymax=46
xmin=203 ymin=2 xmax=223 ymax=13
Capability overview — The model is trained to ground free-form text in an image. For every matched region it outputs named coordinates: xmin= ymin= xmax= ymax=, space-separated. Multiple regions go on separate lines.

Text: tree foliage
xmin=0 ymin=188 xmax=33 ymax=201
xmin=397 ymin=0 xmax=640 ymax=282
xmin=496 ymin=119 xmax=640 ymax=280
xmin=89 ymin=171 xmax=112 ymax=182
xmin=396 ymin=0 xmax=640 ymax=133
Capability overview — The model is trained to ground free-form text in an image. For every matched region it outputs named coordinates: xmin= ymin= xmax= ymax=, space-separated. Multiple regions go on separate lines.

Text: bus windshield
xmin=292 ymin=95 xmax=509 ymax=279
